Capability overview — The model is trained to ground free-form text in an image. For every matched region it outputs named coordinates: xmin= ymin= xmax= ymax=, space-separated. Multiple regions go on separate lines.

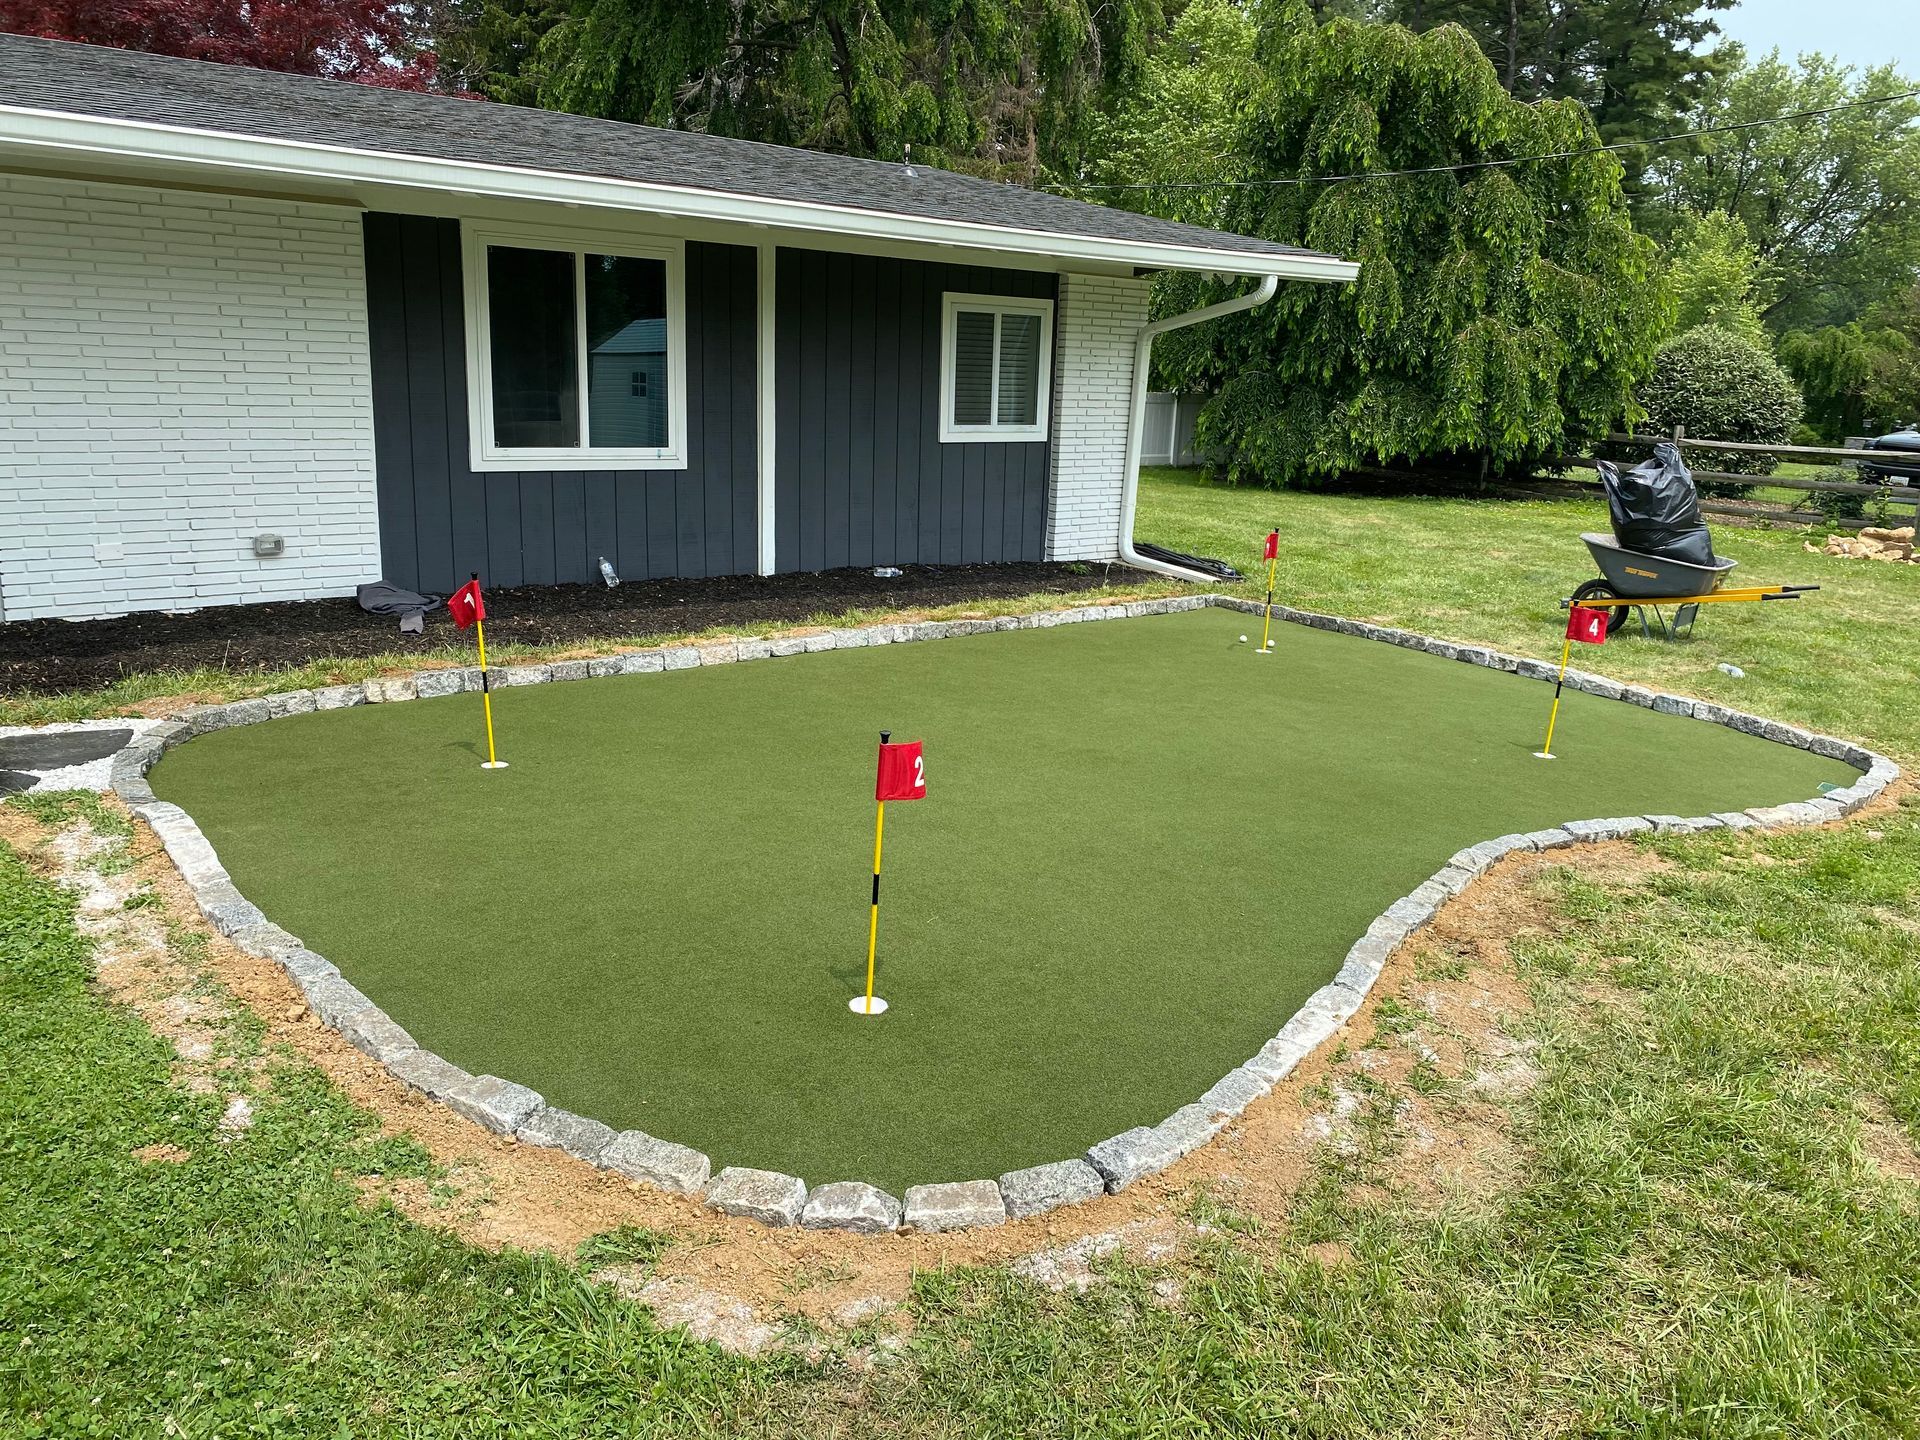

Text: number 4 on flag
xmin=1567 ymin=605 xmax=1610 ymax=644
xmin=1537 ymin=605 xmax=1610 ymax=760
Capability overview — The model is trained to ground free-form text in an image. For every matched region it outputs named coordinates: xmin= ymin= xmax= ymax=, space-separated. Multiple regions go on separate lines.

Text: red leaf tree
xmin=2 ymin=0 xmax=448 ymax=90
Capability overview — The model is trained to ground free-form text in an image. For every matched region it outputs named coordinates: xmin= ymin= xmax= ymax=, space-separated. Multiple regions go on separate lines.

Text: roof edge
xmin=0 ymin=103 xmax=1360 ymax=282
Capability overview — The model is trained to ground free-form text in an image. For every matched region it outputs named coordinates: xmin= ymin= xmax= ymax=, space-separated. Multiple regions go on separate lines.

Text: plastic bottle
xmin=599 ymin=557 xmax=620 ymax=588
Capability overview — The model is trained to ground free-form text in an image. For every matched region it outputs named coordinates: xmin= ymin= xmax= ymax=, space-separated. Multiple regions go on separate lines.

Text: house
xmin=0 ymin=35 xmax=1357 ymax=623
xmin=587 ymin=319 xmax=669 ymax=452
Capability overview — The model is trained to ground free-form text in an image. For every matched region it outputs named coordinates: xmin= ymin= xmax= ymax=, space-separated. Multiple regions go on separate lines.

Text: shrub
xmin=1809 ymin=468 xmax=1868 ymax=526
xmin=1636 ymin=324 xmax=1805 ymax=476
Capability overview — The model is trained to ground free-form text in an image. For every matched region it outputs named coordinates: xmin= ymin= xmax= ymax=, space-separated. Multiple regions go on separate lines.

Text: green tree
xmin=438 ymin=0 xmax=1161 ymax=180
xmin=1781 ymin=287 xmax=1920 ymax=438
xmin=1373 ymin=0 xmax=1736 ymax=156
xmin=1091 ymin=0 xmax=1667 ymax=486
xmin=1642 ymin=52 xmax=1920 ymax=332
xmin=1665 ymin=210 xmax=1769 ymax=344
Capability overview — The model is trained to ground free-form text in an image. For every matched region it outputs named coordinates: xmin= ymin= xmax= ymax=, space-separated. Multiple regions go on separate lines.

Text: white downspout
xmin=1116 ymin=274 xmax=1279 ymax=582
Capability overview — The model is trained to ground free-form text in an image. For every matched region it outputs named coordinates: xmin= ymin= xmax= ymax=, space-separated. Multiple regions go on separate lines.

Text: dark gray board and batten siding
xmin=774 ymin=250 xmax=1054 ymax=573
xmin=364 ymin=218 xmax=1055 ymax=591
xmin=363 ymin=213 xmax=757 ymax=594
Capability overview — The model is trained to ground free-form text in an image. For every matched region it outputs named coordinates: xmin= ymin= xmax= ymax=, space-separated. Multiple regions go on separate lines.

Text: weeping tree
xmin=1088 ymin=0 xmax=1668 ymax=486
xmin=441 ymin=0 xmax=1163 ymax=182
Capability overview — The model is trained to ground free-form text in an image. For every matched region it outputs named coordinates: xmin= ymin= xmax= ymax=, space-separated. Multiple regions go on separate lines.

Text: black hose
xmin=1131 ymin=542 xmax=1243 ymax=582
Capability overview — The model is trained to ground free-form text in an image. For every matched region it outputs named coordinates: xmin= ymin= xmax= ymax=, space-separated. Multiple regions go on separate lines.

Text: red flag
xmin=448 ymin=579 xmax=486 ymax=629
xmin=875 ymin=740 xmax=926 ymax=802
xmin=1566 ymin=605 xmax=1609 ymax=644
xmin=1262 ymin=530 xmax=1279 ymax=561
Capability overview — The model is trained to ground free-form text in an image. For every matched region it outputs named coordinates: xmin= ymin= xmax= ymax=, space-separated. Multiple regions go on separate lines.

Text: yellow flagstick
xmin=1258 ymin=539 xmax=1279 ymax=654
xmin=1535 ymin=631 xmax=1575 ymax=760
xmin=863 ymin=800 xmax=886 ymax=1011
xmin=471 ymin=572 xmax=507 ymax=771
xmin=852 ymin=730 xmax=891 ymax=1015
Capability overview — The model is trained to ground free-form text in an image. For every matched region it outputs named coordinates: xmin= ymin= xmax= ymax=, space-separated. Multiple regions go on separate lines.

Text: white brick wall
xmin=1045 ymin=272 xmax=1151 ymax=562
xmin=0 ymin=174 xmax=380 ymax=621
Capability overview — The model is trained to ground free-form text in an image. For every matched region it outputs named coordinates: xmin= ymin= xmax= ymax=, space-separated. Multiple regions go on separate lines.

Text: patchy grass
xmin=4 ymin=790 xmax=137 ymax=875
xmin=2 ymin=788 xmax=131 ymax=839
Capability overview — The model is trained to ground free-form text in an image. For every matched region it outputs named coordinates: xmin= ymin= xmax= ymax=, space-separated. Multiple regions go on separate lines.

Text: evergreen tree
xmin=1374 ymin=0 xmax=1735 ymax=173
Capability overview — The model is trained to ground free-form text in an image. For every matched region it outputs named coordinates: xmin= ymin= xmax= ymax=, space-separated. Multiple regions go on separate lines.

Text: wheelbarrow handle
xmin=1759 ymin=591 xmax=1802 ymax=601
xmin=1779 ymin=584 xmax=1821 ymax=593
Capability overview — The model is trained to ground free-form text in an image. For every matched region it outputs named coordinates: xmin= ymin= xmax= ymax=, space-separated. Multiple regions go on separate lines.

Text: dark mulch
xmin=1 ymin=563 xmax=1138 ymax=696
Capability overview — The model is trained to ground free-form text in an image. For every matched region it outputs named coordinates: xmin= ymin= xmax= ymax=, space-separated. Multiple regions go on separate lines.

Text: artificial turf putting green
xmin=152 ymin=608 xmax=1856 ymax=1191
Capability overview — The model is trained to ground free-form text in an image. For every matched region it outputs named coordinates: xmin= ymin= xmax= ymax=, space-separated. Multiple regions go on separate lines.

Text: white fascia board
xmin=0 ymin=104 xmax=1361 ymax=284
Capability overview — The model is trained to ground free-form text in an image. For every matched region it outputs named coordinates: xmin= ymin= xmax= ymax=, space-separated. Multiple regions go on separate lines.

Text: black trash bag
xmin=1596 ymin=443 xmax=1716 ymax=568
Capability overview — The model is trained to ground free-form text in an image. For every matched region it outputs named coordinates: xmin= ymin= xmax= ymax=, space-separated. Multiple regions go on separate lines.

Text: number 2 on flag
xmin=876 ymin=740 xmax=927 ymax=802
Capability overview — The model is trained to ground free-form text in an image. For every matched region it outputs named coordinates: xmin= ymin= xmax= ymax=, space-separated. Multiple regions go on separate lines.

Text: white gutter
xmin=0 ymin=104 xmax=1361 ymax=284
xmin=1116 ymin=274 xmax=1281 ymax=582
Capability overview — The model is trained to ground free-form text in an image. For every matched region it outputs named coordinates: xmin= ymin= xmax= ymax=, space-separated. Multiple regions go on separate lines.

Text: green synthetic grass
xmin=151 ymin=608 xmax=1850 ymax=1191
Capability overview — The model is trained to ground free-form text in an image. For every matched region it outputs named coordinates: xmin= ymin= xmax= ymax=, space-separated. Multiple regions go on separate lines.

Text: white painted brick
xmin=0 ymin=174 xmax=379 ymax=620
xmin=1044 ymin=274 xmax=1150 ymax=562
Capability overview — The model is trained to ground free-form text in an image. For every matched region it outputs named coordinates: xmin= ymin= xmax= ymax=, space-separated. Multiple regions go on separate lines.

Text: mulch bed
xmin=0 ymin=563 xmax=1136 ymax=696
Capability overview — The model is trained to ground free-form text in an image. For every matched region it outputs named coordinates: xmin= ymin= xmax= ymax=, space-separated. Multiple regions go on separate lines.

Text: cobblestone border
xmin=110 ymin=595 xmax=1900 ymax=1234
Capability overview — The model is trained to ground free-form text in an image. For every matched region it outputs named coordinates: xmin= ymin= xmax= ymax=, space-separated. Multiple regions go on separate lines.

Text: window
xmin=939 ymin=293 xmax=1053 ymax=443
xmin=463 ymin=226 xmax=685 ymax=470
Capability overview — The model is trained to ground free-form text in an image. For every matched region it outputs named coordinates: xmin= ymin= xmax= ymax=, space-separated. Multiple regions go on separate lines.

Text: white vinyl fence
xmin=1141 ymin=392 xmax=1209 ymax=467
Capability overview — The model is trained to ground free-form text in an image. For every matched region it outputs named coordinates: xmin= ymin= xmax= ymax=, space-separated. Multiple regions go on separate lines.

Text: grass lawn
xmin=4 ymin=469 xmax=1917 ymax=1435
xmin=1135 ymin=468 xmax=1918 ymax=762
xmin=148 ymin=607 xmax=1848 ymax=1191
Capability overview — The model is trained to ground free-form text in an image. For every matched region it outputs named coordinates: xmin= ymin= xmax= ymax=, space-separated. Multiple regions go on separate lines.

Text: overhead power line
xmin=1065 ymin=85 xmax=1920 ymax=192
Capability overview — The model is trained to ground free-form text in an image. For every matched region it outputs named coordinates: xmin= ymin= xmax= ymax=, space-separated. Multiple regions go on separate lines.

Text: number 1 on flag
xmin=450 ymin=574 xmax=507 ymax=770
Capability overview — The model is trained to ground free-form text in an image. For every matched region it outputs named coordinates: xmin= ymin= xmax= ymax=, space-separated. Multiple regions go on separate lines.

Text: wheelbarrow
xmin=1567 ymin=533 xmax=1818 ymax=640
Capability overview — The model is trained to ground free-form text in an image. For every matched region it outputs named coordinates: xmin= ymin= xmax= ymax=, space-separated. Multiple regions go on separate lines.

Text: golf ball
xmin=1239 ymin=635 xmax=1248 ymax=643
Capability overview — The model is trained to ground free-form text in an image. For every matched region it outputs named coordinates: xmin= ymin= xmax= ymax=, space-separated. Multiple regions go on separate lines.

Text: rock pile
xmin=1807 ymin=526 xmax=1915 ymax=562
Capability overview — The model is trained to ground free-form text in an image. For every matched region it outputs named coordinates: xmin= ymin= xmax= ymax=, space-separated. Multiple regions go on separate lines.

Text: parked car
xmin=1860 ymin=427 xmax=1920 ymax=482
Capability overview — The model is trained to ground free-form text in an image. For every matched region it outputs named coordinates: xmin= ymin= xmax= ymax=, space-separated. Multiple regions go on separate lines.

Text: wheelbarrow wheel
xmin=1571 ymin=579 xmax=1630 ymax=636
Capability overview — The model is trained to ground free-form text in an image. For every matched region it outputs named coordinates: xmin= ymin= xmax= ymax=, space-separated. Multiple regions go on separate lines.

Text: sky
xmin=1712 ymin=0 xmax=1911 ymax=76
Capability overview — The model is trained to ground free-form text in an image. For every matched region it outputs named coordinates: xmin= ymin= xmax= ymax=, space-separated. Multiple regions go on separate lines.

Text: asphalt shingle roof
xmin=0 ymin=34 xmax=1332 ymax=267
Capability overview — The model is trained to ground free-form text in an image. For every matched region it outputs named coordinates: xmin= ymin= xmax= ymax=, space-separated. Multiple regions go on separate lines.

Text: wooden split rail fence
xmin=1544 ymin=429 xmax=1920 ymax=533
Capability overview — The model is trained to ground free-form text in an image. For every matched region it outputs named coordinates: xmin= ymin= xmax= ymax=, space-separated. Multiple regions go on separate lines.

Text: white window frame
xmin=461 ymin=223 xmax=687 ymax=472
xmin=938 ymin=292 xmax=1054 ymax=444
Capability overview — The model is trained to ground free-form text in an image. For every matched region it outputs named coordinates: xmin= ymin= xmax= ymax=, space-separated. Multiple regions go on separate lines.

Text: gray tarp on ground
xmin=356 ymin=582 xmax=441 ymax=632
